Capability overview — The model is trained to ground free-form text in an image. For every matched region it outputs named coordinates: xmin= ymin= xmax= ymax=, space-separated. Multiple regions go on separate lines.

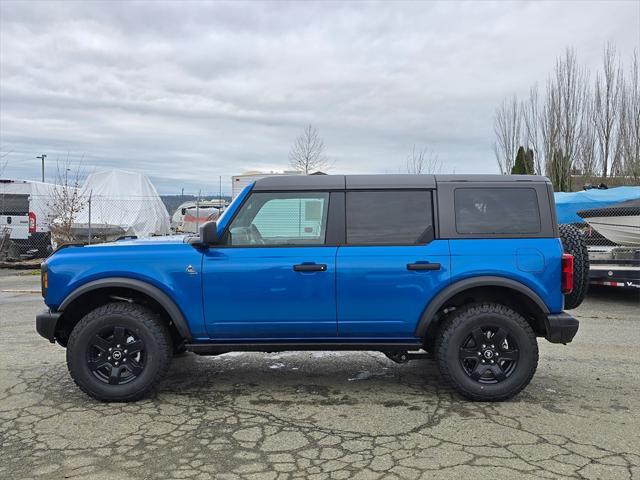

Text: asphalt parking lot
xmin=0 ymin=271 xmax=639 ymax=480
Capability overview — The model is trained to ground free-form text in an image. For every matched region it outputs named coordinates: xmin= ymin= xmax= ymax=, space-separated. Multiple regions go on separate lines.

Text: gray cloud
xmin=1 ymin=0 xmax=638 ymax=194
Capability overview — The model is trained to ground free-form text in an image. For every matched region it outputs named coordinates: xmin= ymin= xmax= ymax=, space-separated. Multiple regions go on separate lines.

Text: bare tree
xmin=493 ymin=96 xmax=521 ymax=174
xmin=288 ymin=125 xmax=331 ymax=174
xmin=544 ymin=48 xmax=589 ymax=191
xmin=578 ymin=96 xmax=598 ymax=181
xmin=406 ymin=145 xmax=442 ymax=174
xmin=521 ymin=85 xmax=543 ymax=174
xmin=618 ymin=51 xmax=640 ymax=180
xmin=593 ymin=42 xmax=622 ymax=178
xmin=541 ymin=78 xmax=561 ymax=182
xmin=48 ymin=158 xmax=87 ymax=246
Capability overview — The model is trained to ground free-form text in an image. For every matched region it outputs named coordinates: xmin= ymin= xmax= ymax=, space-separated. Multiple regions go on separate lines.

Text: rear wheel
xmin=66 ymin=302 xmax=172 ymax=402
xmin=559 ymin=224 xmax=589 ymax=309
xmin=435 ymin=303 xmax=538 ymax=401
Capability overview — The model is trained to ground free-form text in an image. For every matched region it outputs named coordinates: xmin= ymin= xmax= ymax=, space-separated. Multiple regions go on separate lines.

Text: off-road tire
xmin=559 ymin=224 xmax=589 ymax=310
xmin=435 ymin=303 xmax=539 ymax=401
xmin=67 ymin=302 xmax=172 ymax=402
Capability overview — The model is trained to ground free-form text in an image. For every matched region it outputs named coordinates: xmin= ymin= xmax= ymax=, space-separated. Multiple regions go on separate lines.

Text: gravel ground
xmin=0 ymin=270 xmax=639 ymax=480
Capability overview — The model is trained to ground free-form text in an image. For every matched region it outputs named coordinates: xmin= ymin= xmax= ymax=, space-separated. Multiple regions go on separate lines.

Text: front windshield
xmin=215 ymin=201 xmax=234 ymax=228
xmin=215 ymin=182 xmax=254 ymax=232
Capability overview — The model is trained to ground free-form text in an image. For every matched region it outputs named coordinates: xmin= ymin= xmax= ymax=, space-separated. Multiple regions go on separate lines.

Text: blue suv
xmin=36 ymin=175 xmax=585 ymax=402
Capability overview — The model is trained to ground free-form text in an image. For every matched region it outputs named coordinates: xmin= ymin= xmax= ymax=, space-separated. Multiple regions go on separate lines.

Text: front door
xmin=203 ymin=191 xmax=337 ymax=339
xmin=336 ymin=190 xmax=450 ymax=338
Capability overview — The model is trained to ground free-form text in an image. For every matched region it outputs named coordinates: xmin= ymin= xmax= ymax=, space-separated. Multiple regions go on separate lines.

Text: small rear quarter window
xmin=454 ymin=188 xmax=541 ymax=234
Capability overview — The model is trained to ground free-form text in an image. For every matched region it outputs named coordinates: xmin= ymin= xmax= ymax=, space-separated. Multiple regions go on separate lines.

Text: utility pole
xmin=196 ymin=189 xmax=201 ymax=231
xmin=219 ymin=176 xmax=222 ymax=206
xmin=36 ymin=154 xmax=46 ymax=182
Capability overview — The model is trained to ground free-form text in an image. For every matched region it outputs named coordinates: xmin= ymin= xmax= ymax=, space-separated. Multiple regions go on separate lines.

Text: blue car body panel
xmin=202 ymin=246 xmax=338 ymax=339
xmin=448 ymin=239 xmax=564 ymax=313
xmin=336 ymin=241 xmax=451 ymax=337
xmin=45 ymin=241 xmax=208 ymax=338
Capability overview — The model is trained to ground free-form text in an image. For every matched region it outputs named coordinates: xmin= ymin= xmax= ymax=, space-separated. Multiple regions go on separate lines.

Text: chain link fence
xmin=0 ymin=189 xmax=228 ymax=260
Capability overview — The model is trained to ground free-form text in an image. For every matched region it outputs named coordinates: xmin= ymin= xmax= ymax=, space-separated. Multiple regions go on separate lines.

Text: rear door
xmin=336 ymin=190 xmax=450 ymax=338
xmin=0 ymin=194 xmax=30 ymax=240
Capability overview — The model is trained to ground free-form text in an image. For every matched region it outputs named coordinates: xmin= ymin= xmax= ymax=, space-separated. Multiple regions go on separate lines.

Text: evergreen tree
xmin=511 ymin=146 xmax=527 ymax=174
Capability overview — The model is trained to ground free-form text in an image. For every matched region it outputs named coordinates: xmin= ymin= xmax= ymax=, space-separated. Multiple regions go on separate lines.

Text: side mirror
xmin=199 ymin=221 xmax=219 ymax=245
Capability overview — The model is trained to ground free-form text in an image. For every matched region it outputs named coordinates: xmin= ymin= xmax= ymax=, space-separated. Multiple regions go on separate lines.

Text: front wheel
xmin=435 ymin=303 xmax=538 ymax=401
xmin=66 ymin=302 xmax=172 ymax=402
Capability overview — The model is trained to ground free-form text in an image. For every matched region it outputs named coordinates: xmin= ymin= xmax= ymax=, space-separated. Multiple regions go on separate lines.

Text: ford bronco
xmin=36 ymin=174 xmax=587 ymax=402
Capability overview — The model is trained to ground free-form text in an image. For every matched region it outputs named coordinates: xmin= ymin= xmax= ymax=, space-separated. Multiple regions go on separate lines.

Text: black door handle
xmin=407 ymin=262 xmax=441 ymax=271
xmin=293 ymin=263 xmax=327 ymax=272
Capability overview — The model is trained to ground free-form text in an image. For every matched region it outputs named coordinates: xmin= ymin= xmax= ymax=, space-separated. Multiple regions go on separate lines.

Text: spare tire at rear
xmin=559 ymin=224 xmax=589 ymax=309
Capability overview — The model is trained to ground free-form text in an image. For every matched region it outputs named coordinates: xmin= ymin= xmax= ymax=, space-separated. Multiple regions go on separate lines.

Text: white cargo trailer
xmin=232 ymin=171 xmax=302 ymax=199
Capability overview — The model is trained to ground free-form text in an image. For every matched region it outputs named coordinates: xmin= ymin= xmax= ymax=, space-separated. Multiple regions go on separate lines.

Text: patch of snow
xmin=348 ymin=370 xmax=393 ymax=382
xmin=220 ymin=352 xmax=246 ymax=358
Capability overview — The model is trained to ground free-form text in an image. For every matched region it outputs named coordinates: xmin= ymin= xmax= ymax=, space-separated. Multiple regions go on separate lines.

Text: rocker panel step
xmin=186 ymin=342 xmax=423 ymax=355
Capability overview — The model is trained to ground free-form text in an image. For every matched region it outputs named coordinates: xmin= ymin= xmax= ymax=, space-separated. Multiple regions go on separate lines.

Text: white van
xmin=0 ymin=179 xmax=56 ymax=256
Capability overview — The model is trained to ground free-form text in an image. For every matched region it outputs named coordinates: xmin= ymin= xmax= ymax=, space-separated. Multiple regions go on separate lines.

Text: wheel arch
xmin=416 ymin=276 xmax=550 ymax=339
xmin=55 ymin=277 xmax=192 ymax=346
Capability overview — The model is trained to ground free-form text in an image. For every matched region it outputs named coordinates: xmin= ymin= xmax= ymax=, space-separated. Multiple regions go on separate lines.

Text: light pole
xmin=35 ymin=154 xmax=46 ymax=182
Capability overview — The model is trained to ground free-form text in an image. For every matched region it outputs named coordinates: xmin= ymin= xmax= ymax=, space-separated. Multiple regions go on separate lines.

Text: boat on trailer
xmin=577 ymin=199 xmax=640 ymax=247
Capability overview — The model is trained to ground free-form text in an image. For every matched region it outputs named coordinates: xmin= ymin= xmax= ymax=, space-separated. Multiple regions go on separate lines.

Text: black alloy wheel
xmin=458 ymin=326 xmax=519 ymax=384
xmin=87 ymin=325 xmax=146 ymax=385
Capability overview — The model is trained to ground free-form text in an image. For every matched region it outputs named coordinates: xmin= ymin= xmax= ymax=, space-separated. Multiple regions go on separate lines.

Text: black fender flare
xmin=58 ymin=277 xmax=192 ymax=341
xmin=414 ymin=276 xmax=550 ymax=337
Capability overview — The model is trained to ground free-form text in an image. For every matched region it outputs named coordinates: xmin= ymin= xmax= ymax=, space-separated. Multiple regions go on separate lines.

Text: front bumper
xmin=545 ymin=312 xmax=579 ymax=344
xmin=36 ymin=308 xmax=62 ymax=343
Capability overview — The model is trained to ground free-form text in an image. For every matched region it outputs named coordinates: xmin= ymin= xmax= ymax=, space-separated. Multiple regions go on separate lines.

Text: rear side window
xmin=346 ymin=190 xmax=433 ymax=245
xmin=454 ymin=188 xmax=541 ymax=234
xmin=0 ymin=194 xmax=29 ymax=215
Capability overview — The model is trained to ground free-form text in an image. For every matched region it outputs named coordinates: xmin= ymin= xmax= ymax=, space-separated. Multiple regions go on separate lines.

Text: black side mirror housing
xmin=199 ymin=221 xmax=219 ymax=245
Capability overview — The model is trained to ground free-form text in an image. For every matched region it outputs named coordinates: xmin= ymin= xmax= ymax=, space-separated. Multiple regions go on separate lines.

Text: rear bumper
xmin=36 ymin=308 xmax=61 ymax=343
xmin=545 ymin=312 xmax=579 ymax=344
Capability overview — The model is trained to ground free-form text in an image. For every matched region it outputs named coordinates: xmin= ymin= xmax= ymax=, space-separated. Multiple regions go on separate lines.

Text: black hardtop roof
xmin=252 ymin=174 xmax=551 ymax=191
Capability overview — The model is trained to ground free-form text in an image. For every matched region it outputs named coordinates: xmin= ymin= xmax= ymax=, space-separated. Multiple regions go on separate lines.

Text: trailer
xmin=232 ymin=171 xmax=302 ymax=199
xmin=587 ymin=246 xmax=640 ymax=289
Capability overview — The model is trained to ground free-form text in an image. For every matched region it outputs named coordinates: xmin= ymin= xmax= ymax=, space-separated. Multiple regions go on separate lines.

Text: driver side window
xmin=227 ymin=191 xmax=329 ymax=246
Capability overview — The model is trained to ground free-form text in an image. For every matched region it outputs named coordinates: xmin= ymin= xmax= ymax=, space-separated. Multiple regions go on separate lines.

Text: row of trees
xmin=494 ymin=43 xmax=639 ymax=190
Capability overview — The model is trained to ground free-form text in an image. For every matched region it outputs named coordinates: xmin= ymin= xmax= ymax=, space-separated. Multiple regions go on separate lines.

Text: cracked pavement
xmin=1 ymin=271 xmax=639 ymax=479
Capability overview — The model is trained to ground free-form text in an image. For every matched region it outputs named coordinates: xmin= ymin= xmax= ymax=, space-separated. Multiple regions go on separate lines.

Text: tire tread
xmin=66 ymin=302 xmax=172 ymax=402
xmin=559 ymin=224 xmax=589 ymax=310
xmin=435 ymin=303 xmax=538 ymax=401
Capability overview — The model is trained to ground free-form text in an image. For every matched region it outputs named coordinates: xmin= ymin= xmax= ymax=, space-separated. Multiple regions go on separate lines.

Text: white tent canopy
xmin=74 ymin=170 xmax=170 ymax=238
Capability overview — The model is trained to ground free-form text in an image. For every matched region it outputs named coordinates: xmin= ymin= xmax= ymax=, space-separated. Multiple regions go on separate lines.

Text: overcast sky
xmin=1 ymin=1 xmax=638 ymax=195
